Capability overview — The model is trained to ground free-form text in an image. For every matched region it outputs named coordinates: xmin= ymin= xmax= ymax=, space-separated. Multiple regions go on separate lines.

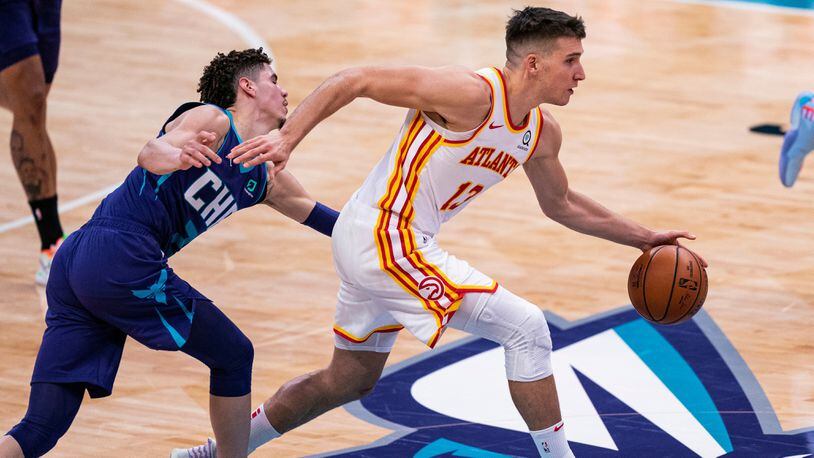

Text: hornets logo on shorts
xmin=319 ymin=308 xmax=814 ymax=457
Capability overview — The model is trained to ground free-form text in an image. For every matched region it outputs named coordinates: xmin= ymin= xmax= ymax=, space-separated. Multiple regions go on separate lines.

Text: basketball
xmin=628 ymin=245 xmax=708 ymax=325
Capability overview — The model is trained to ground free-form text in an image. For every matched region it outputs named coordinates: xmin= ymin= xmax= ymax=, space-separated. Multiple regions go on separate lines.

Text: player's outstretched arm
xmin=263 ymin=168 xmax=339 ymax=236
xmin=137 ymin=105 xmax=228 ymax=175
xmin=524 ymin=111 xmax=707 ymax=265
xmin=228 ymin=65 xmax=491 ymax=172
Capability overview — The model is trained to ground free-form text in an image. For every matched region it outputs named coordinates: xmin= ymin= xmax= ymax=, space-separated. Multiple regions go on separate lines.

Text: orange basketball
xmin=628 ymin=245 xmax=708 ymax=325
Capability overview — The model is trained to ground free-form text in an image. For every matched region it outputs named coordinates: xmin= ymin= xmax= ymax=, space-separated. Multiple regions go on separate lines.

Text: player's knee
xmin=503 ymin=305 xmax=553 ymax=382
xmin=504 ymin=305 xmax=550 ymax=349
xmin=182 ymin=302 xmax=255 ymax=397
xmin=327 ymin=366 xmax=379 ymax=400
xmin=210 ymin=332 xmax=254 ymax=397
xmin=227 ymin=331 xmax=254 ymax=372
xmin=355 ymin=376 xmax=378 ymax=398
xmin=343 ymin=380 xmax=377 ymax=400
xmin=13 ymin=87 xmax=47 ymax=125
xmin=340 ymin=372 xmax=378 ymax=399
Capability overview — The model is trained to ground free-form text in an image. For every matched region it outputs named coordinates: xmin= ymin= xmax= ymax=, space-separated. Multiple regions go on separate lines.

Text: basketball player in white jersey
xmin=173 ymin=7 xmax=707 ymax=458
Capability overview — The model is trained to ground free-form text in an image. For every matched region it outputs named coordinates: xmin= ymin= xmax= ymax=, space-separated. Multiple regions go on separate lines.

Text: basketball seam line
xmin=658 ymin=245 xmax=681 ymax=322
xmin=641 ymin=245 xmax=666 ymax=321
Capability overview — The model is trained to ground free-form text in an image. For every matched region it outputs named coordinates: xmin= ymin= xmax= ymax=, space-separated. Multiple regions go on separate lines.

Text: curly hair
xmin=197 ymin=48 xmax=272 ymax=108
xmin=505 ymin=7 xmax=585 ymax=62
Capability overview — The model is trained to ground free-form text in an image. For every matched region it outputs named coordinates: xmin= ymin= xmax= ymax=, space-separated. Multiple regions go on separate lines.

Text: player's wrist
xmin=301 ymin=202 xmax=339 ymax=236
xmin=278 ymin=121 xmax=306 ymax=153
xmin=172 ymin=148 xmax=190 ymax=171
xmin=636 ymin=229 xmax=658 ymax=251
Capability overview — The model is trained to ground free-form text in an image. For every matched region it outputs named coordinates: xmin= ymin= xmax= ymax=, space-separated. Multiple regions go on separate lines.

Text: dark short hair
xmin=197 ymin=48 xmax=271 ymax=108
xmin=505 ymin=7 xmax=586 ymax=61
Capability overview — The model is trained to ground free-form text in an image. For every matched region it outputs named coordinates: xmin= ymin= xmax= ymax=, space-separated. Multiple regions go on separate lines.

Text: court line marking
xmin=0 ymin=184 xmax=120 ymax=233
xmin=0 ymin=0 xmax=271 ymax=234
xmin=172 ymin=0 xmax=275 ymax=67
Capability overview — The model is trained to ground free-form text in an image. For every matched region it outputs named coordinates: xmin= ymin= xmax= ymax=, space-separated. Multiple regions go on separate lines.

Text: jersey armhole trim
xmin=493 ymin=67 xmax=531 ymax=133
xmin=419 ymin=73 xmax=495 ymax=147
xmin=525 ymin=107 xmax=545 ymax=162
xmin=158 ymin=102 xmax=206 ymax=137
xmin=254 ymin=164 xmax=270 ymax=205
xmin=209 ymin=105 xmax=243 ymax=157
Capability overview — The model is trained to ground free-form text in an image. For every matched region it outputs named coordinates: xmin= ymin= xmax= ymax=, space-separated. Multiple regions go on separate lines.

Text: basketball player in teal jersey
xmin=0 ymin=48 xmax=338 ymax=458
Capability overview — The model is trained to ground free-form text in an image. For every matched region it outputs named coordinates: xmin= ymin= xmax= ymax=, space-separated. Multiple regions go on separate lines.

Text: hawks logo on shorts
xmin=418 ymin=276 xmax=445 ymax=302
xmin=322 ymin=308 xmax=814 ymax=457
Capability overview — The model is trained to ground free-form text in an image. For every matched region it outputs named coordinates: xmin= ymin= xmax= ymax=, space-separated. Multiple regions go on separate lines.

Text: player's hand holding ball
xmin=628 ymin=231 xmax=708 ymax=325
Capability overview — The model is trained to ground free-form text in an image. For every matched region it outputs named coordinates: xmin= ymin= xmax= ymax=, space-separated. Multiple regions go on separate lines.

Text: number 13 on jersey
xmin=440 ymin=181 xmax=484 ymax=212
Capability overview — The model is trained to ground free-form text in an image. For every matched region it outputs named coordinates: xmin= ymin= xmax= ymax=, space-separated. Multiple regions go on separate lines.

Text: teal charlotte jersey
xmin=92 ymin=102 xmax=268 ymax=257
xmin=30 ymin=103 xmax=270 ymax=398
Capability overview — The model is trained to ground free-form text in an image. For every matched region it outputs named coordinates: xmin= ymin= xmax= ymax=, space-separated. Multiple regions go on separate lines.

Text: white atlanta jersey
xmin=354 ymin=67 xmax=544 ymax=236
xmin=332 ymin=67 xmax=545 ymax=348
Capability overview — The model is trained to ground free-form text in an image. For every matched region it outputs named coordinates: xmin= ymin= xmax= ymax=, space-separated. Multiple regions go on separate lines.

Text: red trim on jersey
xmin=526 ymin=107 xmax=545 ymax=162
xmin=442 ymin=73 xmax=496 ymax=146
xmin=495 ymin=67 xmax=530 ymax=132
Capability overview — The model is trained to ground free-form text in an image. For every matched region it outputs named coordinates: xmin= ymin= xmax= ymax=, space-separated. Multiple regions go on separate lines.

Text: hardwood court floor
xmin=0 ymin=0 xmax=812 ymax=456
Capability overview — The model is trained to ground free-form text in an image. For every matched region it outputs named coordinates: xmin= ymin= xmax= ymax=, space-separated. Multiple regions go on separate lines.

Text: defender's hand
xmin=178 ymin=131 xmax=221 ymax=170
xmin=228 ymin=131 xmax=292 ymax=176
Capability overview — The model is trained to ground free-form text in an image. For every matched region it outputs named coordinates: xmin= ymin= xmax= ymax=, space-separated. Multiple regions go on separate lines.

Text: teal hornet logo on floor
xmin=314 ymin=308 xmax=814 ymax=457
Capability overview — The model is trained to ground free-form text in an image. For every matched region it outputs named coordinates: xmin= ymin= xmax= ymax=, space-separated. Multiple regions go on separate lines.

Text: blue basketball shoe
xmin=780 ymin=92 xmax=814 ymax=187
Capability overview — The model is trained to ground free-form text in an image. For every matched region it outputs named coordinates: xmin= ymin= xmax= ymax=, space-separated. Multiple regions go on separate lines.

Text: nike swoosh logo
xmin=489 ymin=122 xmax=503 ymax=129
xmin=554 ymin=422 xmax=564 ymax=432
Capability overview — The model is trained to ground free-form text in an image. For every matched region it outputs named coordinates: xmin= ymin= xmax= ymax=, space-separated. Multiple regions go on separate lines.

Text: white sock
xmin=248 ymin=404 xmax=281 ymax=454
xmin=529 ymin=420 xmax=574 ymax=458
